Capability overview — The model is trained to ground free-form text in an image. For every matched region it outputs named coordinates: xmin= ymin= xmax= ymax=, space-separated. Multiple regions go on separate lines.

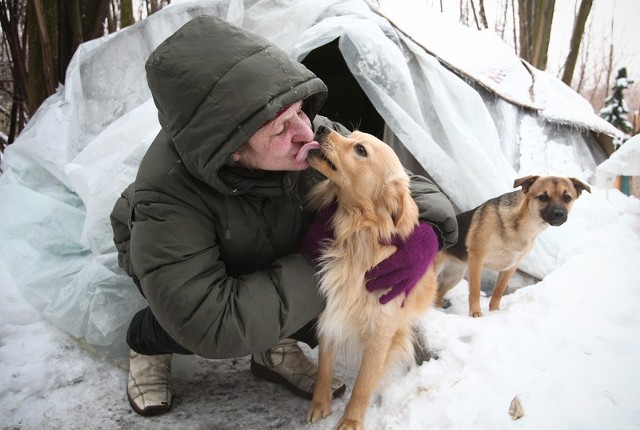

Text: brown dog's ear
xmin=513 ymin=175 xmax=540 ymax=193
xmin=306 ymin=179 xmax=338 ymax=210
xmin=387 ymin=179 xmax=419 ymax=237
xmin=569 ymin=177 xmax=591 ymax=196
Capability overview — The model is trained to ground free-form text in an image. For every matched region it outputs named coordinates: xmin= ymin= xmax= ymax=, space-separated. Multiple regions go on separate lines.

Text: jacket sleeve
xmin=408 ymin=172 xmax=458 ymax=250
xmin=110 ymin=183 xmax=135 ymax=277
xmin=129 ymin=191 xmax=324 ymax=359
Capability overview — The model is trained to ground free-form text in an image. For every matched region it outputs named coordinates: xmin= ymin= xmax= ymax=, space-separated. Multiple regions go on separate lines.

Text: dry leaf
xmin=509 ymin=395 xmax=525 ymax=420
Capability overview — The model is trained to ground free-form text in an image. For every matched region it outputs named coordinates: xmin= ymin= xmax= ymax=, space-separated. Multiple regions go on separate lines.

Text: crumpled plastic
xmin=0 ymin=0 xmax=610 ymax=354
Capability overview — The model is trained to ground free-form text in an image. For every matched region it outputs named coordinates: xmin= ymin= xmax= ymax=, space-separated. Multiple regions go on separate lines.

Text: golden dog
xmin=305 ymin=126 xmax=437 ymax=430
xmin=436 ymin=175 xmax=590 ymax=317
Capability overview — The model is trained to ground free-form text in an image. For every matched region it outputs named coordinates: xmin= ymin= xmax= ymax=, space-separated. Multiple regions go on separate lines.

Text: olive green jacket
xmin=111 ymin=16 xmax=457 ymax=359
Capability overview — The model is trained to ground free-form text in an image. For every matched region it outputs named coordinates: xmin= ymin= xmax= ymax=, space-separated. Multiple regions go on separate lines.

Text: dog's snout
xmin=544 ymin=206 xmax=567 ymax=226
xmin=315 ymin=125 xmax=330 ymax=140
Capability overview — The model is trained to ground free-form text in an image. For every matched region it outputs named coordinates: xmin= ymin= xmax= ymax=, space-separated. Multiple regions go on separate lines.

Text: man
xmin=110 ymin=16 xmax=457 ymax=416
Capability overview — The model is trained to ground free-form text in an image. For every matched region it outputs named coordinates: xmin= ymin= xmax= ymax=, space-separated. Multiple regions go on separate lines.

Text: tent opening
xmin=302 ymin=39 xmax=385 ymax=138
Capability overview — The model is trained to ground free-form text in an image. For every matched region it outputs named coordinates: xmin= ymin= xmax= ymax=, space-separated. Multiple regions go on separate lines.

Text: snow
xmin=2 ymin=188 xmax=640 ymax=429
xmin=2 ymin=0 xmax=640 ymax=428
xmin=596 ymin=134 xmax=640 ymax=188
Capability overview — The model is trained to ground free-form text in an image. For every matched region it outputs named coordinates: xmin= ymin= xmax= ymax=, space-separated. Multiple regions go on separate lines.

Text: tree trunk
xmin=561 ymin=0 xmax=592 ymax=86
xmin=518 ymin=0 xmax=555 ymax=70
xmin=517 ymin=0 xmax=532 ymax=61
xmin=574 ymin=19 xmax=592 ymax=94
xmin=603 ymin=18 xmax=615 ymax=100
xmin=469 ymin=0 xmax=488 ymax=30
xmin=58 ymin=0 xmax=83 ymax=84
xmin=497 ymin=0 xmax=509 ymax=39
xmin=511 ymin=0 xmax=518 ymax=56
xmin=120 ymin=0 xmax=134 ymax=28
xmin=107 ymin=0 xmax=116 ymax=33
xmin=82 ymin=0 xmax=110 ymax=39
xmin=530 ymin=0 xmax=555 ymax=69
xmin=459 ymin=0 xmax=467 ymax=27
xmin=0 ymin=0 xmax=29 ymax=143
xmin=477 ymin=0 xmax=488 ymax=29
xmin=26 ymin=0 xmax=57 ymax=115
xmin=1 ymin=0 xmax=136 ymax=145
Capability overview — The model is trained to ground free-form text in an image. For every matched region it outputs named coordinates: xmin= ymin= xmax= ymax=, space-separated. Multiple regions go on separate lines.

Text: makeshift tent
xmin=0 ymin=0 xmax=623 ymax=353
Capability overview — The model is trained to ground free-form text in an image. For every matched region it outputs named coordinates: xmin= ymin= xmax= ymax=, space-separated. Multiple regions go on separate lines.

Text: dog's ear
xmin=306 ymin=179 xmax=338 ymax=210
xmin=513 ymin=175 xmax=539 ymax=194
xmin=387 ymin=179 xmax=418 ymax=236
xmin=569 ymin=177 xmax=591 ymax=196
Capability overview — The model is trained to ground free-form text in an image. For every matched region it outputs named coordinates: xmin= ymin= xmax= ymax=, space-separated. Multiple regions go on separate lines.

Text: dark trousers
xmin=126 ymin=277 xmax=318 ymax=355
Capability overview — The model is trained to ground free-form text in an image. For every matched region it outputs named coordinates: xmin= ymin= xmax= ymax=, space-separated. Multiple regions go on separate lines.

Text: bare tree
xmin=120 ymin=0 xmax=134 ymax=28
xmin=495 ymin=0 xmax=509 ymax=39
xmin=561 ymin=0 xmax=592 ymax=86
xmin=146 ymin=0 xmax=170 ymax=16
xmin=59 ymin=1 xmax=84 ymax=79
xmin=511 ymin=0 xmax=519 ymax=56
xmin=27 ymin=0 xmax=57 ymax=114
xmin=0 ymin=0 xmax=28 ymax=144
xmin=82 ymin=0 xmax=111 ymax=40
xmin=1 ymin=0 xmax=172 ymax=147
xmin=603 ymin=16 xmax=615 ymax=101
xmin=459 ymin=0 xmax=470 ymax=27
xmin=518 ymin=0 xmax=556 ymax=69
xmin=470 ymin=0 xmax=488 ymax=30
xmin=573 ymin=18 xmax=593 ymax=94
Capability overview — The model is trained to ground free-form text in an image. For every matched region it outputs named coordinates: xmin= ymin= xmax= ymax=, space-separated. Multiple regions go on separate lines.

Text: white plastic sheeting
xmin=0 ymin=0 xmax=618 ymax=352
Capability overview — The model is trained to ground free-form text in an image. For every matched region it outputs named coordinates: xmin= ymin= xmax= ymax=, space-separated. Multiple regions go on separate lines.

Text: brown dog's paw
xmin=470 ymin=310 xmax=483 ymax=318
xmin=307 ymin=401 xmax=332 ymax=423
xmin=337 ymin=417 xmax=364 ymax=430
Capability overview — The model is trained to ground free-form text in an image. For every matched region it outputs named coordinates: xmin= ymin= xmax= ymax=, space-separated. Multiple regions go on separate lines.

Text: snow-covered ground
xmin=2 ymin=187 xmax=640 ymax=429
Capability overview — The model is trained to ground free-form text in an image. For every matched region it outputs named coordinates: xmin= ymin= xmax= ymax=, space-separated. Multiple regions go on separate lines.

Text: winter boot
xmin=250 ymin=338 xmax=346 ymax=399
xmin=127 ymin=349 xmax=173 ymax=416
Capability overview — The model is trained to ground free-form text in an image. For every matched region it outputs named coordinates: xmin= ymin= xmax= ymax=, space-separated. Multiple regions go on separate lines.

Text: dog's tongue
xmin=296 ymin=141 xmax=320 ymax=163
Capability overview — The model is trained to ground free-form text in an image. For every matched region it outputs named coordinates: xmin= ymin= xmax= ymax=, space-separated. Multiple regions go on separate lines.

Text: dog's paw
xmin=470 ymin=310 xmax=483 ymax=318
xmin=337 ymin=417 xmax=364 ymax=430
xmin=307 ymin=401 xmax=332 ymax=423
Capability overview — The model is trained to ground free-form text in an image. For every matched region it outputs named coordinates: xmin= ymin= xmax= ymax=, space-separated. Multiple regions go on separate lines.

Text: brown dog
xmin=305 ymin=126 xmax=437 ymax=430
xmin=435 ymin=175 xmax=590 ymax=317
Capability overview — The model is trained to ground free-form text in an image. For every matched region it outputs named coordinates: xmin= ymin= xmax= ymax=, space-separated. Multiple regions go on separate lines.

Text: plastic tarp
xmin=0 ymin=0 xmax=618 ymax=352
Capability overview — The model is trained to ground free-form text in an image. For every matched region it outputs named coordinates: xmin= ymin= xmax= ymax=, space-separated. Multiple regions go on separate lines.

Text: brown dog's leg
xmin=307 ymin=337 xmax=335 ymax=423
xmin=338 ymin=338 xmax=393 ymax=430
xmin=467 ymin=255 xmax=484 ymax=317
xmin=435 ymin=256 xmax=467 ymax=307
xmin=489 ymin=266 xmax=518 ymax=311
xmin=411 ymin=323 xmax=433 ymax=365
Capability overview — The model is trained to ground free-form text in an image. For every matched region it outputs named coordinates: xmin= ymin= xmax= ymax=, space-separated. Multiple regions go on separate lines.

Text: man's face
xmin=239 ymin=100 xmax=316 ymax=171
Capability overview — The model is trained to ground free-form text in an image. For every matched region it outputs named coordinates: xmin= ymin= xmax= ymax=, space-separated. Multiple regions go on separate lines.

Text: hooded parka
xmin=111 ymin=16 xmax=457 ymax=359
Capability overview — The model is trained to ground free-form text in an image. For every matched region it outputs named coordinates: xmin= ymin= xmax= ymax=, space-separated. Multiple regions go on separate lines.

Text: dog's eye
xmin=562 ymin=194 xmax=572 ymax=203
xmin=537 ymin=193 xmax=550 ymax=202
xmin=354 ymin=143 xmax=367 ymax=157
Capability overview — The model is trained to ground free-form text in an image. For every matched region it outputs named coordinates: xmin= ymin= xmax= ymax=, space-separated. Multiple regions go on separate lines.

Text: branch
xmin=561 ymin=0 xmax=593 ymax=86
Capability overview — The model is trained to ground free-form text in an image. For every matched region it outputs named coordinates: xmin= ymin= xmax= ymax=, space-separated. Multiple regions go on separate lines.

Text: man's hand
xmin=299 ymin=202 xmax=337 ymax=264
xmin=365 ymin=223 xmax=439 ymax=304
